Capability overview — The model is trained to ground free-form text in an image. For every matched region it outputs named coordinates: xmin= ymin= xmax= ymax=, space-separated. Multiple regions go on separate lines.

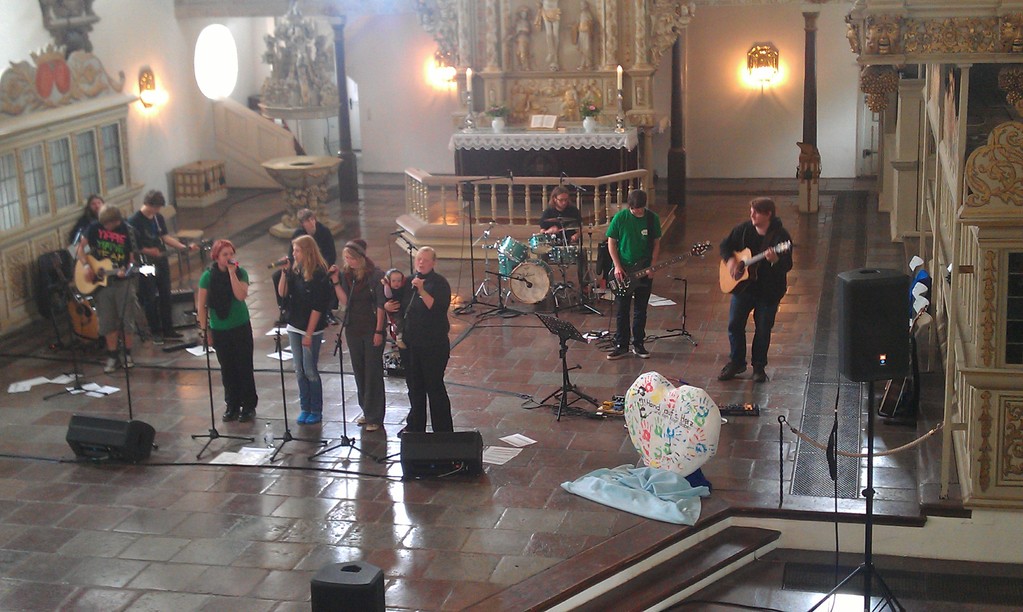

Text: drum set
xmin=480 ymin=219 xmax=593 ymax=311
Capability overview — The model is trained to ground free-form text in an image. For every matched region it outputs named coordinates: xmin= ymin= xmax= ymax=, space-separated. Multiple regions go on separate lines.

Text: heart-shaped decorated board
xmin=624 ymin=372 xmax=721 ymax=476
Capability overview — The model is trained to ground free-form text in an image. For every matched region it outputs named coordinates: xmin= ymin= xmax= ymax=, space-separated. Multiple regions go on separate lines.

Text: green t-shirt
xmin=198 ymin=267 xmax=251 ymax=330
xmin=606 ymin=207 xmax=661 ymax=267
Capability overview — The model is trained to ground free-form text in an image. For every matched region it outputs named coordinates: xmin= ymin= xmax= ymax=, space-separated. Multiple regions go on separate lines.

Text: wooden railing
xmin=404 ymin=168 xmax=647 ymax=228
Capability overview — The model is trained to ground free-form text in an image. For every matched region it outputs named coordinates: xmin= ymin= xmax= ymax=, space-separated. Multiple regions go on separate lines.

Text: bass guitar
xmin=74 ymin=255 xmax=156 ymax=295
xmin=606 ymin=242 xmax=712 ymax=298
xmin=719 ymin=240 xmax=792 ymax=294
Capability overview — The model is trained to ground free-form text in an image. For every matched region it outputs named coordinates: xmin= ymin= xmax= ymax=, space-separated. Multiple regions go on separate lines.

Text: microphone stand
xmin=269 ymin=306 xmax=327 ymax=462
xmin=650 ymin=276 xmax=696 ymax=346
xmin=454 ymin=176 xmax=496 ymax=315
xmin=45 ymin=273 xmax=105 ymax=400
xmin=310 ymin=293 xmax=379 ymax=462
xmin=395 ymin=233 xmax=417 ymax=278
xmin=191 ymin=302 xmax=253 ymax=460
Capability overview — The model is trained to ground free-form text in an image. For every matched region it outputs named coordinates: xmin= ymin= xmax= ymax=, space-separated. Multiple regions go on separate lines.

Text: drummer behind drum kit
xmin=483 ymin=218 xmax=590 ymax=311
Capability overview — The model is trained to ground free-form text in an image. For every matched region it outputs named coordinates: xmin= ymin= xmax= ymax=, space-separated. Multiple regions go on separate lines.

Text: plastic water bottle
xmin=263 ymin=421 xmax=275 ymax=448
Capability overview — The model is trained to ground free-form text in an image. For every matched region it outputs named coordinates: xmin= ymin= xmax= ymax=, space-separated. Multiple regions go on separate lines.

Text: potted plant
xmin=485 ymin=105 xmax=509 ymax=132
xmin=579 ymin=101 xmax=600 ymax=132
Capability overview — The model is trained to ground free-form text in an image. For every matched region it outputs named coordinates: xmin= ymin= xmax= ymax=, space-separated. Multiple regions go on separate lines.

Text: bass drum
xmin=68 ymin=294 xmax=99 ymax=340
xmin=509 ymin=260 xmax=553 ymax=304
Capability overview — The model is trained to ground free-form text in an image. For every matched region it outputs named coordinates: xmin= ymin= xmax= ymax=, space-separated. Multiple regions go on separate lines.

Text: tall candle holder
xmin=614 ymin=88 xmax=626 ymax=133
xmin=463 ymin=86 xmax=476 ymax=131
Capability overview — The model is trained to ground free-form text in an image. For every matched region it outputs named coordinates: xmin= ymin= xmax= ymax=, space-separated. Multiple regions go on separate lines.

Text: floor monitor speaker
xmin=837 ymin=268 xmax=910 ymax=382
xmin=170 ymin=289 xmax=196 ymax=329
xmin=310 ymin=562 xmax=384 ymax=612
xmin=66 ymin=415 xmax=155 ymax=462
xmin=400 ymin=431 xmax=484 ymax=477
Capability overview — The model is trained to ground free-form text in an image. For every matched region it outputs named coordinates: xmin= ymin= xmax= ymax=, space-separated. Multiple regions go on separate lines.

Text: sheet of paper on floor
xmin=483 ymin=446 xmax=522 ymax=465
xmin=499 ymin=433 xmax=537 ymax=447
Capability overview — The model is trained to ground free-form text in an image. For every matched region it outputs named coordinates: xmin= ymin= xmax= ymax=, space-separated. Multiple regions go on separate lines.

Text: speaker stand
xmin=809 ymin=380 xmax=904 ymax=612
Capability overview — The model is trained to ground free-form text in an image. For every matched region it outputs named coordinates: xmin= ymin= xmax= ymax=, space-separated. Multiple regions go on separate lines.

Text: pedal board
xmin=719 ymin=403 xmax=760 ymax=417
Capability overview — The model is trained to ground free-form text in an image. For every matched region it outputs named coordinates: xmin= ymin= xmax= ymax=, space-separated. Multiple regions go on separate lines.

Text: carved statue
xmin=507 ymin=6 xmax=533 ymax=71
xmin=573 ymin=1 xmax=596 ymax=70
xmin=261 ymin=2 xmax=340 ymax=116
xmin=561 ymin=86 xmax=580 ymax=121
xmin=845 ymin=15 xmax=861 ymax=55
xmin=534 ymin=0 xmax=561 ymax=71
xmin=1000 ymin=14 xmax=1023 ymax=53
xmin=38 ymin=0 xmax=100 ymax=55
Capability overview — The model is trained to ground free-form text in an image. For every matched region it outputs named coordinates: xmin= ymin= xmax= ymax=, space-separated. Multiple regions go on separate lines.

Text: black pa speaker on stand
xmin=837 ymin=268 xmax=910 ymax=382
xmin=310 ymin=561 xmax=385 ymax=612
xmin=400 ymin=431 xmax=484 ymax=478
xmin=66 ymin=415 xmax=155 ymax=462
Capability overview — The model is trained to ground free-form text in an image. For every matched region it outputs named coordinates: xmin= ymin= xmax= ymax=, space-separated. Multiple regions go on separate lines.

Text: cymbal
xmin=552 ymin=217 xmax=581 ymax=225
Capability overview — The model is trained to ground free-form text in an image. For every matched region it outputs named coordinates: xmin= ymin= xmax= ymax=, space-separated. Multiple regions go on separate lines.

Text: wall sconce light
xmin=747 ymin=43 xmax=780 ymax=83
xmin=138 ymin=65 xmax=166 ymax=108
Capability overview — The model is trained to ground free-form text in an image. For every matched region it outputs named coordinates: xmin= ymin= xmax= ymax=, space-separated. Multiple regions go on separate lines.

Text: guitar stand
xmin=651 ymin=276 xmax=697 ymax=346
xmin=191 ymin=312 xmax=253 ymax=459
xmin=535 ymin=313 xmax=598 ymax=421
xmin=270 ymin=319 xmax=327 ymax=462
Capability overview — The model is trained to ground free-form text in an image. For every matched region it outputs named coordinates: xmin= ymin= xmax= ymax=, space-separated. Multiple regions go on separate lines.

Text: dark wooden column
xmin=667 ymin=32 xmax=686 ymax=209
xmin=332 ymin=16 xmax=359 ymax=202
xmin=802 ymin=11 xmax=818 ymax=146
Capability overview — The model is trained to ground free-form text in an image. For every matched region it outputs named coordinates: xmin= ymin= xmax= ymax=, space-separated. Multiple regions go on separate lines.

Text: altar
xmin=450 ymin=128 xmax=639 ymax=178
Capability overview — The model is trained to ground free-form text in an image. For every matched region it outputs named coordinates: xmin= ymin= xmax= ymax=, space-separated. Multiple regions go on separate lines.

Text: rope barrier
xmin=778 ymin=415 xmax=943 ymax=458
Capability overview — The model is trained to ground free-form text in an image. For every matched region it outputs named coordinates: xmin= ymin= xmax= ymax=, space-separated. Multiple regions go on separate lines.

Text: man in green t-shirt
xmin=605 ymin=189 xmax=661 ymax=359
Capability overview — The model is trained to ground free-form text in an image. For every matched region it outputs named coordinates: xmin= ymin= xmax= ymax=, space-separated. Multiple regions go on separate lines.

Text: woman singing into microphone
xmin=196 ymin=240 xmax=258 ymax=422
xmin=329 ymin=239 xmax=387 ymax=432
xmin=277 ymin=235 xmax=332 ymax=425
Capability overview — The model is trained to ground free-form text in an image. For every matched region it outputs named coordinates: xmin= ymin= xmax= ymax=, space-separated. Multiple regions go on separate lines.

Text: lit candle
xmin=466 ymin=67 xmax=472 ymax=87
xmin=617 ymin=65 xmax=623 ymax=90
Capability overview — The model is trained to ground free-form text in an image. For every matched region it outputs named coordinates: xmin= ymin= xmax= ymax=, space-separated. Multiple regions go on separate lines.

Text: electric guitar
xmin=718 ymin=240 xmax=792 ymax=294
xmin=74 ymin=255 xmax=155 ymax=295
xmin=606 ymin=242 xmax=712 ymax=298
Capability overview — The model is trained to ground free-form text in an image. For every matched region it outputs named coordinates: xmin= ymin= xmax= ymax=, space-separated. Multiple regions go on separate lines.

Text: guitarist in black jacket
xmin=718 ymin=197 xmax=793 ymax=383
xmin=606 ymin=189 xmax=661 ymax=360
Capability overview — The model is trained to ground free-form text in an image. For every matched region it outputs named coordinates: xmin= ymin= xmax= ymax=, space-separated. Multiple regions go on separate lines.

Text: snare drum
xmin=528 ymin=233 xmax=557 ymax=256
xmin=547 ymin=245 xmax=581 ymax=266
xmin=497 ymin=236 xmax=528 ymax=276
xmin=509 ymin=259 xmax=553 ymax=304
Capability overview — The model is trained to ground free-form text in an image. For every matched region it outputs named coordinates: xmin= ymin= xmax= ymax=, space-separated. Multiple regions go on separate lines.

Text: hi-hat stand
xmin=649 ymin=275 xmax=697 ymax=346
xmin=310 ymin=297 xmax=379 ymax=462
xmin=809 ymin=379 xmax=904 ymax=612
xmin=535 ymin=313 xmax=598 ymax=421
xmin=191 ymin=307 xmax=253 ymax=460
xmin=269 ymin=315 xmax=327 ymax=462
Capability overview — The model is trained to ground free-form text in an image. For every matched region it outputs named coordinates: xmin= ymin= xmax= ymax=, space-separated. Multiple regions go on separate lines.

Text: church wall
xmin=678 ymin=3 xmax=860 ymax=179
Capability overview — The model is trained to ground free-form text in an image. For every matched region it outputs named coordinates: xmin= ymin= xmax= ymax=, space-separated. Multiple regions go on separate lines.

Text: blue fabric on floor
xmin=561 ymin=465 xmax=711 ymax=525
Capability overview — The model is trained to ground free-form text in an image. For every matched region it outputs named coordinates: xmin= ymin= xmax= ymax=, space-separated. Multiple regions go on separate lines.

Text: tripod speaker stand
xmin=535 ymin=313 xmax=598 ymax=421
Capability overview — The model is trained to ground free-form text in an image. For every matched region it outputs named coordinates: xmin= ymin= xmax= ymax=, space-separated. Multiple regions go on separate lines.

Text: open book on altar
xmin=529 ymin=114 xmax=559 ymax=130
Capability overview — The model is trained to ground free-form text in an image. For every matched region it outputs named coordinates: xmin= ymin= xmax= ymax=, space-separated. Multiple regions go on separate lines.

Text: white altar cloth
xmin=449 ymin=128 xmax=638 ymax=152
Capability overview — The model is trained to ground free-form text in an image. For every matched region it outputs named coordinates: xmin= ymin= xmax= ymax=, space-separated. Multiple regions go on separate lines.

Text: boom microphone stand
xmin=269 ymin=307 xmax=327 ymax=462
xmin=191 ymin=305 xmax=253 ymax=460
xmin=454 ymin=176 xmax=496 ymax=315
xmin=310 ymin=297 xmax=379 ymax=462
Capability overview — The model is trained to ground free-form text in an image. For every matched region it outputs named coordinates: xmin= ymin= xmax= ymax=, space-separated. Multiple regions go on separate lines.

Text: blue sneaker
xmin=305 ymin=413 xmax=322 ymax=425
xmin=297 ymin=411 xmax=310 ymax=424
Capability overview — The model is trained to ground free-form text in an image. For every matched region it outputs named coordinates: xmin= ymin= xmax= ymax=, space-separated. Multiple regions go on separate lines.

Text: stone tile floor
xmin=0 ymin=176 xmax=997 ymax=610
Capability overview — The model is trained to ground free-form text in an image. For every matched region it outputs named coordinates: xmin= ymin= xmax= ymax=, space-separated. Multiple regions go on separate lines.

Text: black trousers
xmin=211 ymin=321 xmax=258 ymax=411
xmin=138 ymin=257 xmax=173 ymax=335
xmin=405 ymin=341 xmax=453 ymax=433
xmin=613 ymin=279 xmax=652 ymax=348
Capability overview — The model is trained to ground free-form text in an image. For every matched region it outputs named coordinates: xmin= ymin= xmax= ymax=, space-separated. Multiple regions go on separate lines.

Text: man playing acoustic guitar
xmin=718 ymin=197 xmax=793 ymax=383
xmin=76 ymin=204 xmax=141 ymax=373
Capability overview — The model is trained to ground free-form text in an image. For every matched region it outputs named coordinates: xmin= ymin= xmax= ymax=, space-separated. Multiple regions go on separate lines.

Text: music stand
xmin=535 ymin=313 xmax=598 ymax=421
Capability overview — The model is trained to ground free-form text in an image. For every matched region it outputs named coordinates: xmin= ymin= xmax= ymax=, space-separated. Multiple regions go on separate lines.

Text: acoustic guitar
xmin=606 ymin=242 xmax=712 ymax=298
xmin=718 ymin=240 xmax=792 ymax=294
xmin=74 ymin=255 xmax=155 ymax=295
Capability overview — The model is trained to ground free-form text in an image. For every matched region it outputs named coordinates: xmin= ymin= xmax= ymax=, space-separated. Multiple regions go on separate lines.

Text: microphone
xmin=228 ymin=259 xmax=238 ymax=266
xmin=559 ymin=171 xmax=565 ymax=186
xmin=389 ymin=229 xmax=405 ymax=236
xmin=563 ymin=175 xmax=590 ymax=192
xmin=507 ymin=169 xmax=514 ymax=183
xmin=267 ymin=259 xmax=289 ymax=269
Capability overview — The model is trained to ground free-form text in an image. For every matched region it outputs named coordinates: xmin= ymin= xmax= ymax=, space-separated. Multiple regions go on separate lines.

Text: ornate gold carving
xmin=981 ymin=250 xmax=997 ymax=367
xmin=1003 ymin=398 xmax=1023 ymax=480
xmin=999 ymin=14 xmax=1023 ymax=53
xmin=865 ymin=14 xmax=902 ymax=55
xmin=414 ymin=0 xmax=459 ymax=65
xmin=845 ymin=14 xmax=861 ymax=55
xmin=0 ymin=45 xmax=125 ymax=117
xmin=999 ymin=66 xmax=1023 ymax=113
xmin=260 ymin=2 xmax=339 ymax=119
xmin=797 ymin=142 xmax=822 ymax=183
xmin=648 ymin=1 xmax=695 ymax=70
xmin=979 ymin=390 xmax=992 ymax=491
xmin=904 ymin=17 xmax=999 ymax=55
xmin=506 ymin=5 xmax=534 ymax=71
xmin=964 ymin=121 xmax=1023 ymax=210
xmin=859 ymin=65 xmax=898 ymax=113
xmin=509 ymin=78 xmax=603 ymax=123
